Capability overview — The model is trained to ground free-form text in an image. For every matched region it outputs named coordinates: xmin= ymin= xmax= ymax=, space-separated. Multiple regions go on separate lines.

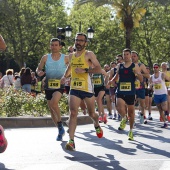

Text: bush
xmin=0 ymin=87 xmax=69 ymax=117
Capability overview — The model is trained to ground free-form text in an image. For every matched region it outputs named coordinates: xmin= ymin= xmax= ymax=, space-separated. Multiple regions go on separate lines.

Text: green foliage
xmin=0 ymin=0 xmax=67 ymax=70
xmin=0 ymin=87 xmax=69 ymax=117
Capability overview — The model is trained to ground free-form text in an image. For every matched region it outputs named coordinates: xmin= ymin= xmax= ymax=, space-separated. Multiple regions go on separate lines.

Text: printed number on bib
xmin=154 ymin=84 xmax=161 ymax=90
xmin=135 ymin=80 xmax=140 ymax=89
xmin=48 ymin=79 xmax=60 ymax=89
xmin=165 ymin=82 xmax=170 ymax=88
xmin=120 ymin=82 xmax=131 ymax=91
xmin=71 ymin=78 xmax=85 ymax=89
xmin=93 ymin=78 xmax=102 ymax=85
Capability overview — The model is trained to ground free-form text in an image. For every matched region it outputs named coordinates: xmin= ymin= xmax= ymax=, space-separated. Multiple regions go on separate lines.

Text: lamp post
xmin=56 ymin=25 xmax=94 ymax=46
xmin=65 ymin=25 xmax=94 ymax=40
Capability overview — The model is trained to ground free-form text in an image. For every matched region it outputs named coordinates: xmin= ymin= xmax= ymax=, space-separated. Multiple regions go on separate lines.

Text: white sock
xmin=112 ymin=102 xmax=117 ymax=113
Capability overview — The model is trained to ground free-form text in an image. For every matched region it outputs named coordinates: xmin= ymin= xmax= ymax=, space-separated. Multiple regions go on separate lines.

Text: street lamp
xmin=64 ymin=25 xmax=95 ymax=39
xmin=87 ymin=26 xmax=94 ymax=39
xmin=56 ymin=25 xmax=95 ymax=46
xmin=65 ymin=25 xmax=72 ymax=38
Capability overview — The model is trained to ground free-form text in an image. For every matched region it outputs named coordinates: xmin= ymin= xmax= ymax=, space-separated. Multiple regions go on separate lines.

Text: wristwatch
xmin=84 ymin=68 xmax=89 ymax=73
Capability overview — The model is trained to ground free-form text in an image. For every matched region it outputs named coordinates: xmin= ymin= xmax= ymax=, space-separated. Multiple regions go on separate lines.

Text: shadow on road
xmin=0 ymin=163 xmax=14 ymax=170
xmin=61 ymin=141 xmax=126 ymax=170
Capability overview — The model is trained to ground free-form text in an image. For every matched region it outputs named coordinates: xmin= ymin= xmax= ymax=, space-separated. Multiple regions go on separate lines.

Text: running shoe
xmin=144 ymin=119 xmax=148 ymax=124
xmin=167 ymin=116 xmax=170 ymax=122
xmin=118 ymin=118 xmax=126 ymax=130
xmin=99 ymin=116 xmax=103 ymax=123
xmin=161 ymin=123 xmax=168 ymax=128
xmin=108 ymin=113 xmax=113 ymax=119
xmin=160 ymin=116 xmax=164 ymax=122
xmin=95 ymin=126 xmax=103 ymax=138
xmin=112 ymin=113 xmax=117 ymax=120
xmin=0 ymin=125 xmax=7 ymax=153
xmin=118 ymin=114 xmax=122 ymax=121
xmin=65 ymin=140 xmax=75 ymax=151
xmin=148 ymin=115 xmax=153 ymax=120
xmin=138 ymin=111 xmax=141 ymax=118
xmin=128 ymin=131 xmax=134 ymax=140
xmin=103 ymin=114 xmax=107 ymax=124
xmin=56 ymin=123 xmax=65 ymax=141
xmin=140 ymin=114 xmax=144 ymax=124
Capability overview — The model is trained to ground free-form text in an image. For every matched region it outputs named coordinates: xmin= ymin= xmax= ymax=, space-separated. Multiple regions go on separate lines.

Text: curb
xmin=0 ymin=107 xmax=158 ymax=128
xmin=0 ymin=115 xmax=93 ymax=128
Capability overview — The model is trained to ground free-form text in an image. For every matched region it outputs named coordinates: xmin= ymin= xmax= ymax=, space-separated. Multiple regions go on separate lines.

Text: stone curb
xmin=0 ymin=106 xmax=158 ymax=128
xmin=0 ymin=115 xmax=93 ymax=128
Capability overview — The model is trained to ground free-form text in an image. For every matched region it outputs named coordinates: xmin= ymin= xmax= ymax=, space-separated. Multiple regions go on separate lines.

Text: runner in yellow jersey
xmin=61 ymin=33 xmax=103 ymax=151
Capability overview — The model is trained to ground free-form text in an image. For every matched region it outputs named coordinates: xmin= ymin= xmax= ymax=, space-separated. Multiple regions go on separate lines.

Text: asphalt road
xmin=0 ymin=110 xmax=170 ymax=170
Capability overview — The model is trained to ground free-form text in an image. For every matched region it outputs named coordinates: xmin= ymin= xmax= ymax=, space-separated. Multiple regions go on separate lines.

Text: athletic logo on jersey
xmin=124 ymin=70 xmax=128 ymax=74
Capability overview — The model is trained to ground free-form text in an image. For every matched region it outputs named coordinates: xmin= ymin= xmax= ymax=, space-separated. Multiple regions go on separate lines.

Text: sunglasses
xmin=153 ymin=66 xmax=159 ymax=69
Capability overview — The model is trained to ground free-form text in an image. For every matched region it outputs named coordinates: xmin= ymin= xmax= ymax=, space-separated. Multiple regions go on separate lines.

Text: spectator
xmin=21 ymin=67 xmax=32 ymax=93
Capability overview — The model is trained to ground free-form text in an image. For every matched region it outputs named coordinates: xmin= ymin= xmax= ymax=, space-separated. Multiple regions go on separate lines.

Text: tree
xmin=0 ymin=0 xmax=67 ymax=70
xmin=76 ymin=0 xmax=147 ymax=48
xmin=67 ymin=2 xmax=125 ymax=65
xmin=131 ymin=2 xmax=170 ymax=68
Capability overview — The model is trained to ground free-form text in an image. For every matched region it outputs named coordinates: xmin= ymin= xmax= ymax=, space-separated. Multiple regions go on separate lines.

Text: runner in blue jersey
xmin=109 ymin=48 xmax=142 ymax=140
xmin=132 ymin=51 xmax=150 ymax=124
xmin=36 ymin=38 xmax=69 ymax=141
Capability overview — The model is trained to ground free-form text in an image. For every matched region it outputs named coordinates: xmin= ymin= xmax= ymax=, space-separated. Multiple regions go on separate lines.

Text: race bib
xmin=120 ymin=82 xmax=131 ymax=91
xmin=48 ymin=79 xmax=60 ymax=89
xmin=93 ymin=78 xmax=102 ymax=85
xmin=165 ymin=82 xmax=170 ymax=88
xmin=135 ymin=80 xmax=140 ymax=89
xmin=71 ymin=78 xmax=85 ymax=89
xmin=154 ymin=84 xmax=162 ymax=90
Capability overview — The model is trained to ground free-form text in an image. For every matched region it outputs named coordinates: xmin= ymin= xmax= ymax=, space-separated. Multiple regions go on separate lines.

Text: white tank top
xmin=151 ymin=72 xmax=167 ymax=95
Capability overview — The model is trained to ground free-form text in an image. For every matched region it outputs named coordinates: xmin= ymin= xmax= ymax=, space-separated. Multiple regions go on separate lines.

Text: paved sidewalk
xmin=0 ymin=109 xmax=169 ymax=170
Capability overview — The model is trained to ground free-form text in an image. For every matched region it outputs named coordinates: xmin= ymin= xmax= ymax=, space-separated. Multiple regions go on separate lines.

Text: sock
xmin=112 ymin=102 xmax=116 ymax=113
xmin=165 ymin=111 xmax=169 ymax=116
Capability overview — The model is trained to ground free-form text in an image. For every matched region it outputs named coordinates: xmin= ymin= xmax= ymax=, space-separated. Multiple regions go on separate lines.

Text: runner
xmin=149 ymin=63 xmax=170 ymax=128
xmin=109 ymin=48 xmax=142 ymax=140
xmin=36 ymin=38 xmax=69 ymax=141
xmin=132 ymin=51 xmax=150 ymax=124
xmin=61 ymin=33 xmax=103 ymax=151
xmin=92 ymin=69 xmax=109 ymax=123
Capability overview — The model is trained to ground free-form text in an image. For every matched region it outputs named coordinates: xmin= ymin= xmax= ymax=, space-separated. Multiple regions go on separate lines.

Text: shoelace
xmin=96 ymin=128 xmax=101 ymax=134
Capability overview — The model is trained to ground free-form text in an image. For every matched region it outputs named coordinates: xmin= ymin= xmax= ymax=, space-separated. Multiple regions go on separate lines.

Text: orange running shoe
xmin=103 ymin=114 xmax=107 ymax=124
xmin=160 ymin=116 xmax=164 ymax=122
xmin=65 ymin=140 xmax=75 ymax=151
xmin=95 ymin=126 xmax=103 ymax=138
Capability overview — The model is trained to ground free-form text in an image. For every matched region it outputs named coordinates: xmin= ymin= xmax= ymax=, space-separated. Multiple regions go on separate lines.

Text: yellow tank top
xmin=70 ymin=51 xmax=93 ymax=93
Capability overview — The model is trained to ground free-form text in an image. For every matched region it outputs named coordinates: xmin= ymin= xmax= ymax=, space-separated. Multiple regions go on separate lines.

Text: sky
xmin=64 ymin=0 xmax=73 ymax=9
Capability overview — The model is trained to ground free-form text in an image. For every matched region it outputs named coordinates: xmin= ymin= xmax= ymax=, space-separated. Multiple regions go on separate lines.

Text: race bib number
xmin=154 ymin=84 xmax=162 ymax=90
xmin=48 ymin=79 xmax=60 ymax=89
xmin=165 ymin=82 xmax=170 ymax=88
xmin=135 ymin=80 xmax=140 ymax=89
xmin=93 ymin=78 xmax=102 ymax=85
xmin=71 ymin=78 xmax=85 ymax=89
xmin=166 ymin=71 xmax=170 ymax=78
xmin=120 ymin=82 xmax=131 ymax=91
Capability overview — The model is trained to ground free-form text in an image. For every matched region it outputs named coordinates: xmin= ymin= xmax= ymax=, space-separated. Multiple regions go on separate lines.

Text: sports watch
xmin=84 ymin=68 xmax=89 ymax=73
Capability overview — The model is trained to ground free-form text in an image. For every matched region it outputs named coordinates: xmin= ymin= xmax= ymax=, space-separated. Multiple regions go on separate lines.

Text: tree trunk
xmin=125 ymin=28 xmax=132 ymax=49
